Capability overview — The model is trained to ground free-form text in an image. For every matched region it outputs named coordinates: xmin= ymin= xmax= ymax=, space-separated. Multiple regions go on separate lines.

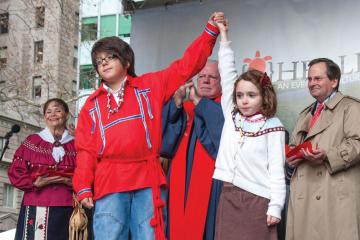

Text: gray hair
xmin=192 ymin=59 xmax=219 ymax=89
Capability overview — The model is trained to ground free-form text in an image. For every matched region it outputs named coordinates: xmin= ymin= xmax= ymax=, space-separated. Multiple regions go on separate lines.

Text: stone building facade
xmin=0 ymin=0 xmax=79 ymax=232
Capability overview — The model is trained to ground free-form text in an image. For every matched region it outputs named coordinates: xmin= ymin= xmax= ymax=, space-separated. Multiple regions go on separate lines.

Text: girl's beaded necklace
xmin=106 ymin=79 xmax=126 ymax=118
xmin=233 ymin=112 xmax=267 ymax=146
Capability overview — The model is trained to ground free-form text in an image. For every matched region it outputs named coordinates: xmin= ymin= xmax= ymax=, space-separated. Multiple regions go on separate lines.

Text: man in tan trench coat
xmin=286 ymin=58 xmax=360 ymax=240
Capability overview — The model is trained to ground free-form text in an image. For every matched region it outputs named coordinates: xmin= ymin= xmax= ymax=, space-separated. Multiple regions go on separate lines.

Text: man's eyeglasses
xmin=197 ymin=74 xmax=219 ymax=81
xmin=95 ymin=54 xmax=116 ymax=66
xmin=307 ymin=76 xmax=328 ymax=82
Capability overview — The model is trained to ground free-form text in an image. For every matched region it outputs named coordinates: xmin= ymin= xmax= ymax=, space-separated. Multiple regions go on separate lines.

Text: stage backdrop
xmin=131 ymin=0 xmax=360 ymax=133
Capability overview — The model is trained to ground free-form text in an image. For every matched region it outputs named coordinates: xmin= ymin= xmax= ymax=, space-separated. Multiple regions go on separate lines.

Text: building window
xmin=81 ymin=17 xmax=97 ymax=41
xmin=32 ymin=76 xmax=42 ymax=98
xmin=35 ymin=6 xmax=45 ymax=28
xmin=100 ymin=15 xmax=116 ymax=38
xmin=34 ymin=41 xmax=44 ymax=63
xmin=118 ymin=14 xmax=131 ymax=39
xmin=80 ymin=65 xmax=96 ymax=89
xmin=0 ymin=46 xmax=7 ymax=68
xmin=73 ymin=46 xmax=78 ymax=69
xmin=0 ymin=13 xmax=9 ymax=34
xmin=72 ymin=80 xmax=77 ymax=96
xmin=3 ymin=183 xmax=15 ymax=208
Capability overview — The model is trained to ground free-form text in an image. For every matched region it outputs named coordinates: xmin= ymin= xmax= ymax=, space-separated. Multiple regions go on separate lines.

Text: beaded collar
xmin=232 ymin=110 xmax=267 ymax=146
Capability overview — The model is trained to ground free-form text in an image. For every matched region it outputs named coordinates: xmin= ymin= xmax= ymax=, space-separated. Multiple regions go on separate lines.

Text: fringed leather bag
xmin=69 ymin=194 xmax=88 ymax=240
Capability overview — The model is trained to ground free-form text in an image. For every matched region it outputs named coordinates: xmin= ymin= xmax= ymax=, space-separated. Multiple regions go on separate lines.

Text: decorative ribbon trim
xmin=77 ymin=188 xmax=92 ymax=196
xmin=104 ymin=114 xmax=142 ymax=130
xmin=95 ymin=98 xmax=106 ymax=155
xmin=135 ymin=89 xmax=152 ymax=149
xmin=89 ymin=108 xmax=96 ymax=134
xmin=139 ymin=89 xmax=154 ymax=119
xmin=205 ymin=27 xmax=218 ymax=37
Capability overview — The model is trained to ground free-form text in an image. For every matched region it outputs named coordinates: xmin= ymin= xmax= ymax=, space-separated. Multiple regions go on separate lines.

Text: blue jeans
xmin=93 ymin=188 xmax=167 ymax=240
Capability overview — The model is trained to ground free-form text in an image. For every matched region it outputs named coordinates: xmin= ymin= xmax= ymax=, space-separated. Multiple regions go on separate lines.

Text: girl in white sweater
xmin=213 ymin=20 xmax=286 ymax=240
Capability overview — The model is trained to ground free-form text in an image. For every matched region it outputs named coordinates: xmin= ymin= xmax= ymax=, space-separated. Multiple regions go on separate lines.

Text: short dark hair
xmin=232 ymin=70 xmax=277 ymax=118
xmin=91 ymin=36 xmax=136 ymax=77
xmin=43 ymin=98 xmax=69 ymax=115
xmin=308 ymin=58 xmax=341 ymax=90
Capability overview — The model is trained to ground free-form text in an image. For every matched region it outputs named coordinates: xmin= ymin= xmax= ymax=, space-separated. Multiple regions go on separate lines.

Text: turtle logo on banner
xmin=243 ymin=50 xmax=272 ymax=73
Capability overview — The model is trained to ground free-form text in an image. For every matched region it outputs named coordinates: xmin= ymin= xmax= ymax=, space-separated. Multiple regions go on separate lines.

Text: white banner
xmin=131 ymin=0 xmax=360 ymax=132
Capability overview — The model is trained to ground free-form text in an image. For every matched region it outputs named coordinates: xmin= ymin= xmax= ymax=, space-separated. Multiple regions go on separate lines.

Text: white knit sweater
xmin=213 ymin=41 xmax=286 ymax=219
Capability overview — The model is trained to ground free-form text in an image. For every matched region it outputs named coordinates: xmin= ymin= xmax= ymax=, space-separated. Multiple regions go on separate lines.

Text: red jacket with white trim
xmin=73 ymin=22 xmax=219 ymax=202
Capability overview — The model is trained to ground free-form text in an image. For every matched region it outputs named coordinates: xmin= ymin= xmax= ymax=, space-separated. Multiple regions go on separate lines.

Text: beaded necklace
xmin=106 ymin=79 xmax=126 ymax=118
xmin=232 ymin=111 xmax=267 ymax=146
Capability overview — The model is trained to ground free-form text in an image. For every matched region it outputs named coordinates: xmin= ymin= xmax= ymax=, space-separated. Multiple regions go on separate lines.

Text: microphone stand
xmin=0 ymin=124 xmax=21 ymax=162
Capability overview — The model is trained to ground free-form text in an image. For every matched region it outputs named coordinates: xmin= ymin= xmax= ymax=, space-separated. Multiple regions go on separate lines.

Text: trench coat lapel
xmin=295 ymin=111 xmax=312 ymax=142
xmin=305 ymin=110 xmax=333 ymax=140
xmin=305 ymin=92 xmax=344 ymax=141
